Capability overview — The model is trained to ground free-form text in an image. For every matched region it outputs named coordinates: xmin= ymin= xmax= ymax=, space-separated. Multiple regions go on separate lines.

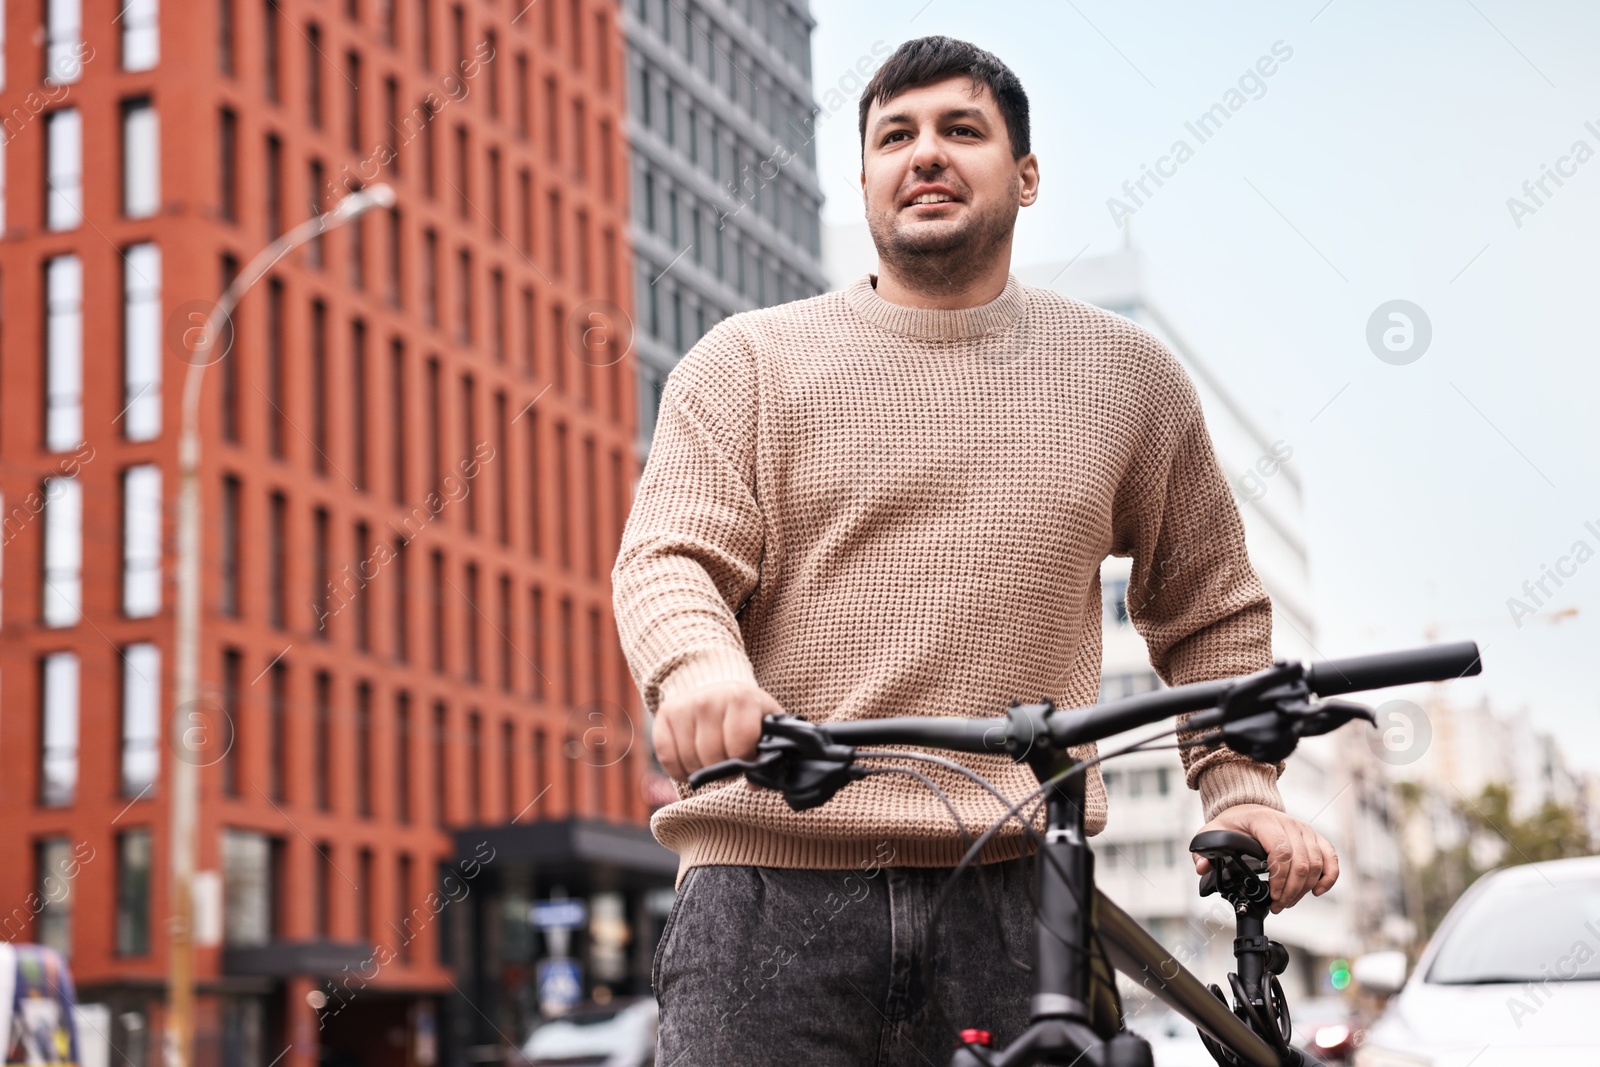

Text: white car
xmin=1354 ymin=855 xmax=1600 ymax=1067
xmin=520 ymin=998 xmax=658 ymax=1067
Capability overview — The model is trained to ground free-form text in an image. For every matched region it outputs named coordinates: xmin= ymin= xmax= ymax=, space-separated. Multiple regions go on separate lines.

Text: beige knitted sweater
xmin=613 ymin=271 xmax=1285 ymax=886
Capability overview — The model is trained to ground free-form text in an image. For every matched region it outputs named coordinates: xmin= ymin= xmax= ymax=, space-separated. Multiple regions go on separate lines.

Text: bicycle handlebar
xmin=1304 ymin=639 xmax=1482 ymax=696
xmin=686 ymin=641 xmax=1483 ymax=793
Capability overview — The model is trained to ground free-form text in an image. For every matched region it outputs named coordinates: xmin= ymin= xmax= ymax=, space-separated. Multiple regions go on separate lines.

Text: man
xmin=612 ymin=35 xmax=1338 ymax=1066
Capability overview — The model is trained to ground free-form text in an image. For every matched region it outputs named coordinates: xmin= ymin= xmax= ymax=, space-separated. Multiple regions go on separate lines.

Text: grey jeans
xmin=652 ymin=852 xmax=1037 ymax=1066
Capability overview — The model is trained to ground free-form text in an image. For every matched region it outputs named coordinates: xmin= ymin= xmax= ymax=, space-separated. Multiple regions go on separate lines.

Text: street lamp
xmin=166 ymin=184 xmax=395 ymax=1067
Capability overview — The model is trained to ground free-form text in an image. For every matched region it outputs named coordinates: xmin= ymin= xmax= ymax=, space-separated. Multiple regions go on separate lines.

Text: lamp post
xmin=166 ymin=183 xmax=395 ymax=1067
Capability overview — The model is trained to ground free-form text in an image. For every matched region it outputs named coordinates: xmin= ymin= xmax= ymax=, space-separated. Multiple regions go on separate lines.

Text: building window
xmin=351 ymin=319 xmax=368 ymax=486
xmin=487 ymin=147 xmax=502 ymax=231
xmin=520 ymin=286 xmax=536 ymax=379
xmin=269 ymin=661 xmax=287 ymax=802
xmin=431 ymin=701 xmax=447 ymax=824
xmin=393 ymin=538 xmax=409 ymax=661
xmin=525 ymin=411 xmax=541 ymax=556
xmin=45 ymin=0 xmax=83 ymax=84
xmin=583 ymin=437 xmax=598 ymax=577
xmin=345 ymin=51 xmax=362 ymax=150
xmin=266 ymin=278 xmax=285 ymax=455
xmin=40 ymin=653 xmax=80 ymax=806
xmin=515 ymin=53 xmax=530 ymax=137
xmin=115 ymin=830 xmax=153 ymax=955
xmin=423 ymin=228 xmax=439 ymax=325
xmin=354 ymin=522 xmax=371 ymax=650
xmin=218 ymin=0 xmax=235 ymax=73
xmin=123 ymin=465 xmax=163 ymax=618
xmin=45 ymin=108 xmax=81 ymax=230
xmin=313 ymin=508 xmax=330 ymax=637
xmin=313 ymin=843 xmax=331 ymax=937
xmin=219 ymin=255 xmax=240 ymax=439
xmin=265 ymin=134 xmax=283 ymax=238
xmin=268 ymin=493 xmax=286 ymax=628
xmin=554 ymin=422 xmax=570 ymax=567
xmin=222 ymin=830 xmax=273 ymax=945
xmin=311 ymin=300 xmax=329 ymax=470
xmin=356 ymin=682 xmax=373 ymax=817
xmin=123 ymin=244 xmax=162 ymax=441
xmin=498 ymin=574 xmax=513 ymax=690
xmin=390 ymin=339 xmax=407 ymax=504
xmin=348 ymin=207 xmax=365 ymax=290
xmin=530 ymin=587 xmax=545 ymax=702
xmin=122 ymin=99 xmax=159 ymax=218
xmin=121 ymin=643 xmax=161 ymax=797
xmin=314 ymin=672 xmax=331 ymax=810
xmin=430 ymin=550 xmax=445 ymax=671
xmin=219 ymin=108 xmax=238 ymax=221
xmin=308 ymin=159 xmax=327 ymax=266
xmin=396 ymin=692 xmax=412 ymax=823
xmin=559 ymin=596 xmax=574 ymax=706
xmin=387 ymin=207 xmax=402 ymax=305
xmin=306 ymin=22 xmax=323 ymax=126
xmin=462 ymin=563 xmax=480 ymax=681
xmin=221 ymin=649 xmax=243 ymax=795
xmin=358 ymin=849 xmax=374 ymax=940
xmin=44 ymin=255 xmax=82 ymax=451
xmin=494 ymin=392 xmax=509 ymax=543
xmin=119 ymin=0 xmax=160 ymax=69
xmin=35 ymin=839 xmax=76 ymax=957
xmin=546 ymin=188 xmax=563 ymax=275
xmin=453 ymin=125 xmax=468 ymax=217
xmin=42 ymin=476 xmax=82 ymax=627
xmin=219 ymin=475 xmax=240 ymax=617
xmin=263 ymin=0 xmax=280 ymax=100
xmin=500 ymin=720 xmax=514 ymax=817
xmin=467 ymin=712 xmax=482 ymax=821
xmin=455 ymin=247 xmax=472 ymax=341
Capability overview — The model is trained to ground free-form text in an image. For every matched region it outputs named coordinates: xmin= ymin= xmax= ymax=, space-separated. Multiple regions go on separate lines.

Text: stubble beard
xmin=867 ymin=177 xmax=1020 ymax=297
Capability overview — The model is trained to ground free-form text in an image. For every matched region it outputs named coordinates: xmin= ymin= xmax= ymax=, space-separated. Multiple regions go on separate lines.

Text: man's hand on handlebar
xmin=1193 ymin=803 xmax=1339 ymax=913
xmin=653 ymin=680 xmax=783 ymax=783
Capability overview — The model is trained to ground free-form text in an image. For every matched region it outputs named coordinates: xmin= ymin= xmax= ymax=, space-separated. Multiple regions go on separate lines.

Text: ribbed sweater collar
xmin=843 ymin=271 xmax=1029 ymax=341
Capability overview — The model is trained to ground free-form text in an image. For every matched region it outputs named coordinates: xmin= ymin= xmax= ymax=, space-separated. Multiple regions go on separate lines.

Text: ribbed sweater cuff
xmin=656 ymin=646 xmax=758 ymax=709
xmin=1196 ymin=760 xmax=1284 ymax=822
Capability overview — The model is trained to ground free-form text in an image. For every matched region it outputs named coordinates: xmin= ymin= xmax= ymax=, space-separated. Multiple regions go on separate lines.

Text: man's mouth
xmin=905 ymin=193 xmax=960 ymax=210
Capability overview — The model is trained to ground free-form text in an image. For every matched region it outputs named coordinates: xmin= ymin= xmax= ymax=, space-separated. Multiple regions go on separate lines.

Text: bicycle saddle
xmin=1189 ymin=830 xmax=1269 ymax=900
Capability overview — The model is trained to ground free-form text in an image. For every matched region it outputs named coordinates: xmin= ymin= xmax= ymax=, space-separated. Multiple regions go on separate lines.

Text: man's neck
xmin=870 ymin=258 xmax=1011 ymax=311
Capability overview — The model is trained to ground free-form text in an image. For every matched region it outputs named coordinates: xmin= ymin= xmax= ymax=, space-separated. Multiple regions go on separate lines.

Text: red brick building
xmin=0 ymin=3 xmax=662 ymax=1066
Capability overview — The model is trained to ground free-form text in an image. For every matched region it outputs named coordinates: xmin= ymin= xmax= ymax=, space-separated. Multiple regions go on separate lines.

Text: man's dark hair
xmin=858 ymin=36 xmax=1031 ymax=162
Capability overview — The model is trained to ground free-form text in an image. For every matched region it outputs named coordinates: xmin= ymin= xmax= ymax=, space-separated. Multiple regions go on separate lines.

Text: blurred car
xmin=1354 ymin=855 xmax=1600 ymax=1067
xmin=1290 ymin=995 xmax=1362 ymax=1063
xmin=519 ymin=998 xmax=657 ymax=1067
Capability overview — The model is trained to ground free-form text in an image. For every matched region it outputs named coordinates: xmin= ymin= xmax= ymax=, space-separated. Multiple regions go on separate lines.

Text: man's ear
xmin=1018 ymin=154 xmax=1041 ymax=208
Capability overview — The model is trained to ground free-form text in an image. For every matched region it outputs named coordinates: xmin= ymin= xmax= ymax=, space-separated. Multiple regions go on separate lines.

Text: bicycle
xmin=686 ymin=640 xmax=1484 ymax=1066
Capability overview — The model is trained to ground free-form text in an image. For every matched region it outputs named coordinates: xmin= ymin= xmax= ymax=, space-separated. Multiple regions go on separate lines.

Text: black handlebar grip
xmin=1306 ymin=640 xmax=1482 ymax=697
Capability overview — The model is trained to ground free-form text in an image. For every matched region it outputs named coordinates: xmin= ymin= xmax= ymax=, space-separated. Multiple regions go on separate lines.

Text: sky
xmin=806 ymin=0 xmax=1600 ymax=769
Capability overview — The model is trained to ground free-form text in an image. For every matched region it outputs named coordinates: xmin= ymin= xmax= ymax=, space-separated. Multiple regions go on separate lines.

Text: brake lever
xmin=687 ymin=748 xmax=786 ymax=790
xmin=1220 ymin=697 xmax=1376 ymax=763
xmin=682 ymin=716 xmax=869 ymax=811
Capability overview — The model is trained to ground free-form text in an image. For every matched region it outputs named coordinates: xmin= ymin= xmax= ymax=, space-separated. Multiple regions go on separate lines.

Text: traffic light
xmin=1329 ymin=958 xmax=1352 ymax=990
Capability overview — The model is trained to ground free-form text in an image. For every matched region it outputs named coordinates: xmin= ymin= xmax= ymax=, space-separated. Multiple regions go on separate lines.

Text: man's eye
xmin=883 ymin=131 xmax=908 ymax=144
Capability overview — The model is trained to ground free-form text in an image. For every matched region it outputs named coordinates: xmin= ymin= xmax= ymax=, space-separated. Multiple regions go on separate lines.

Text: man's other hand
xmin=1191 ymin=803 xmax=1339 ymax=913
xmin=654 ymin=680 xmax=783 ymax=783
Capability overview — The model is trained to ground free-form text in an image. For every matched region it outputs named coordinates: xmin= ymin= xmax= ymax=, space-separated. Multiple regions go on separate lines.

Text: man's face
xmin=859 ymin=75 xmax=1037 ymax=275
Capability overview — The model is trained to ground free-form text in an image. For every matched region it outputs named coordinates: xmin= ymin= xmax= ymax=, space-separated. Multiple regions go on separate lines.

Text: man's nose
xmin=908 ymin=128 xmax=949 ymax=173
